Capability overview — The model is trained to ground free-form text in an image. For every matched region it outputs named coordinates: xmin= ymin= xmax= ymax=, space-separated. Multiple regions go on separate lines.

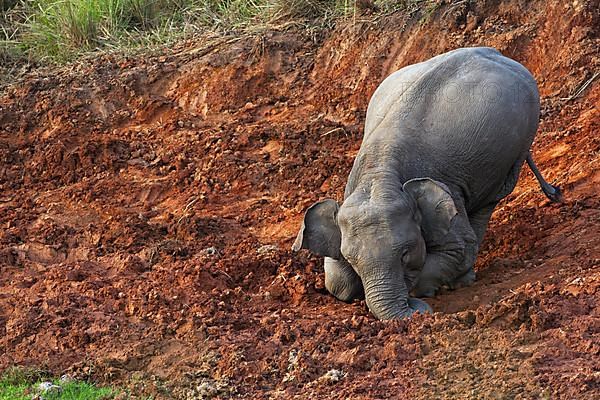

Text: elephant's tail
xmin=526 ymin=152 xmax=563 ymax=203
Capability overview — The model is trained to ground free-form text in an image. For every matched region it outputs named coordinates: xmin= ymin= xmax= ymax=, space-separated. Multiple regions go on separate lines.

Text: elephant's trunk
xmin=363 ymin=268 xmax=412 ymax=320
xmin=362 ymin=267 xmax=431 ymax=320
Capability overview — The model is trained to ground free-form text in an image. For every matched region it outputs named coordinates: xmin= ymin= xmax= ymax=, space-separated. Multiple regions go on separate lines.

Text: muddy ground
xmin=1 ymin=0 xmax=599 ymax=398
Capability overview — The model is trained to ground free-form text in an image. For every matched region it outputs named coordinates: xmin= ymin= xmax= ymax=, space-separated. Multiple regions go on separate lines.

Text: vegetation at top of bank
xmin=0 ymin=0 xmax=438 ymax=63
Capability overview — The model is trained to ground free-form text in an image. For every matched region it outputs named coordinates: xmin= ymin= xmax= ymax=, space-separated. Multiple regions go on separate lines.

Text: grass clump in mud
xmin=0 ymin=367 xmax=118 ymax=400
xmin=0 ymin=0 xmax=438 ymax=62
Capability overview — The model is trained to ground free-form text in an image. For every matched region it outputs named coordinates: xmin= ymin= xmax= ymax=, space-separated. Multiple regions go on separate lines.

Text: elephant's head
xmin=293 ymin=178 xmax=458 ymax=320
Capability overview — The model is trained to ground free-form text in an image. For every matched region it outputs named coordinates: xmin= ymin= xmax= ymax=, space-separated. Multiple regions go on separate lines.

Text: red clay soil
xmin=1 ymin=0 xmax=599 ymax=398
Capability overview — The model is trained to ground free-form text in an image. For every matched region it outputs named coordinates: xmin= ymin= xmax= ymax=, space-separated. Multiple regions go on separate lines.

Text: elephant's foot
xmin=412 ymin=267 xmax=476 ymax=297
xmin=324 ymin=257 xmax=365 ymax=303
xmin=449 ymin=268 xmax=476 ymax=290
xmin=412 ymin=249 xmax=472 ymax=298
xmin=411 ymin=278 xmax=438 ymax=298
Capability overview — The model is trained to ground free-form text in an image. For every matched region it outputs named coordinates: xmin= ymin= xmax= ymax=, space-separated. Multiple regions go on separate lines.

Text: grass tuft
xmin=268 ymin=0 xmax=345 ymax=21
xmin=0 ymin=367 xmax=118 ymax=400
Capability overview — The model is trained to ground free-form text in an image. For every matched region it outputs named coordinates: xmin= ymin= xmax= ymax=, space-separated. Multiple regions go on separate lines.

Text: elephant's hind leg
xmin=469 ymin=202 xmax=498 ymax=247
xmin=324 ymin=257 xmax=365 ymax=302
xmin=496 ymin=154 xmax=527 ymax=203
xmin=452 ymin=155 xmax=526 ymax=288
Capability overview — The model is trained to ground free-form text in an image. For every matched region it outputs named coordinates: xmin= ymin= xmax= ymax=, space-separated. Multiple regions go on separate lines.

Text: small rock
xmin=201 ymin=247 xmax=219 ymax=257
xmin=197 ymin=381 xmax=218 ymax=397
xmin=319 ymin=369 xmax=346 ymax=384
xmin=350 ymin=315 xmax=365 ymax=329
xmin=123 ymin=255 xmax=148 ymax=273
xmin=257 ymin=244 xmax=278 ymax=254
xmin=192 ymin=377 xmax=233 ymax=399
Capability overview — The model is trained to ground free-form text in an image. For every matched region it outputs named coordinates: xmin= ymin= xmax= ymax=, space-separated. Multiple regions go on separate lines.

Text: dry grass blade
xmin=561 ymin=71 xmax=600 ymax=102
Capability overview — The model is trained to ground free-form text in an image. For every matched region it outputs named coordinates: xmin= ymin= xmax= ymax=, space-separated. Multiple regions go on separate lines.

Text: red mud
xmin=1 ymin=1 xmax=599 ymax=398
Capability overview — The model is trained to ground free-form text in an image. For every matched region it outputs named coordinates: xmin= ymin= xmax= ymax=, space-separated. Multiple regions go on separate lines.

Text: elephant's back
xmin=363 ymin=47 xmax=540 ymax=209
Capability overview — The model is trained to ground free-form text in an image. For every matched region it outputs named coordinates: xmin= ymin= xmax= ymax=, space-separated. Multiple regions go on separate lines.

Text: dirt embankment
xmin=1 ymin=0 xmax=599 ymax=398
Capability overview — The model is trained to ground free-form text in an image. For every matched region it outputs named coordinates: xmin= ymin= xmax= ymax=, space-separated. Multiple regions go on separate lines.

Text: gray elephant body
xmin=294 ymin=47 xmax=561 ymax=320
xmin=355 ymin=47 xmax=538 ymax=213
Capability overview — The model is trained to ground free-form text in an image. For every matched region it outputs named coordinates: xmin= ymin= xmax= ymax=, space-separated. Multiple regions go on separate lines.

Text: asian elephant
xmin=292 ymin=47 xmax=561 ymax=320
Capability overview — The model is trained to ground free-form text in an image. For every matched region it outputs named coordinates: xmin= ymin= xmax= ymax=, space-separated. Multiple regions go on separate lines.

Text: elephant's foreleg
xmin=448 ymin=202 xmax=498 ymax=289
xmin=413 ymin=211 xmax=478 ymax=297
xmin=324 ymin=257 xmax=365 ymax=302
xmin=412 ymin=251 xmax=465 ymax=297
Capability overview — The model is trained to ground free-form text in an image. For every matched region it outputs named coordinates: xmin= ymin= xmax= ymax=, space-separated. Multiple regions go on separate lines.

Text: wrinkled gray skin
xmin=293 ymin=47 xmax=562 ymax=320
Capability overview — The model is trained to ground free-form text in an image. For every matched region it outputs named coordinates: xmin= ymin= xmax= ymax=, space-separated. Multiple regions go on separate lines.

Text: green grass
xmin=0 ymin=367 xmax=118 ymax=400
xmin=0 ymin=0 xmax=437 ymax=63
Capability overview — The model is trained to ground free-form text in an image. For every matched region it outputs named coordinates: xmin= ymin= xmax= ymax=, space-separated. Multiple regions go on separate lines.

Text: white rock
xmin=320 ymin=369 xmax=346 ymax=383
xmin=38 ymin=381 xmax=62 ymax=393
xmin=257 ymin=244 xmax=278 ymax=254
xmin=201 ymin=247 xmax=219 ymax=257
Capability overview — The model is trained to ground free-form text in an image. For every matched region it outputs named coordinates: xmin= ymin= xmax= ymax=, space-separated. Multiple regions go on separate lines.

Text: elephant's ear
xmin=403 ymin=178 xmax=458 ymax=245
xmin=292 ymin=199 xmax=341 ymax=259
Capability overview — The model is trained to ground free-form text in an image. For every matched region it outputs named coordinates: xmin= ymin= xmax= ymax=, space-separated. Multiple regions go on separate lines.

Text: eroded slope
xmin=1 ymin=1 xmax=599 ymax=398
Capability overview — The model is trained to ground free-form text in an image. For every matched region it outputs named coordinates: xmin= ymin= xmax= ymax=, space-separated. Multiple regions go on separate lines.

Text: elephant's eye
xmin=401 ymin=248 xmax=410 ymax=265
